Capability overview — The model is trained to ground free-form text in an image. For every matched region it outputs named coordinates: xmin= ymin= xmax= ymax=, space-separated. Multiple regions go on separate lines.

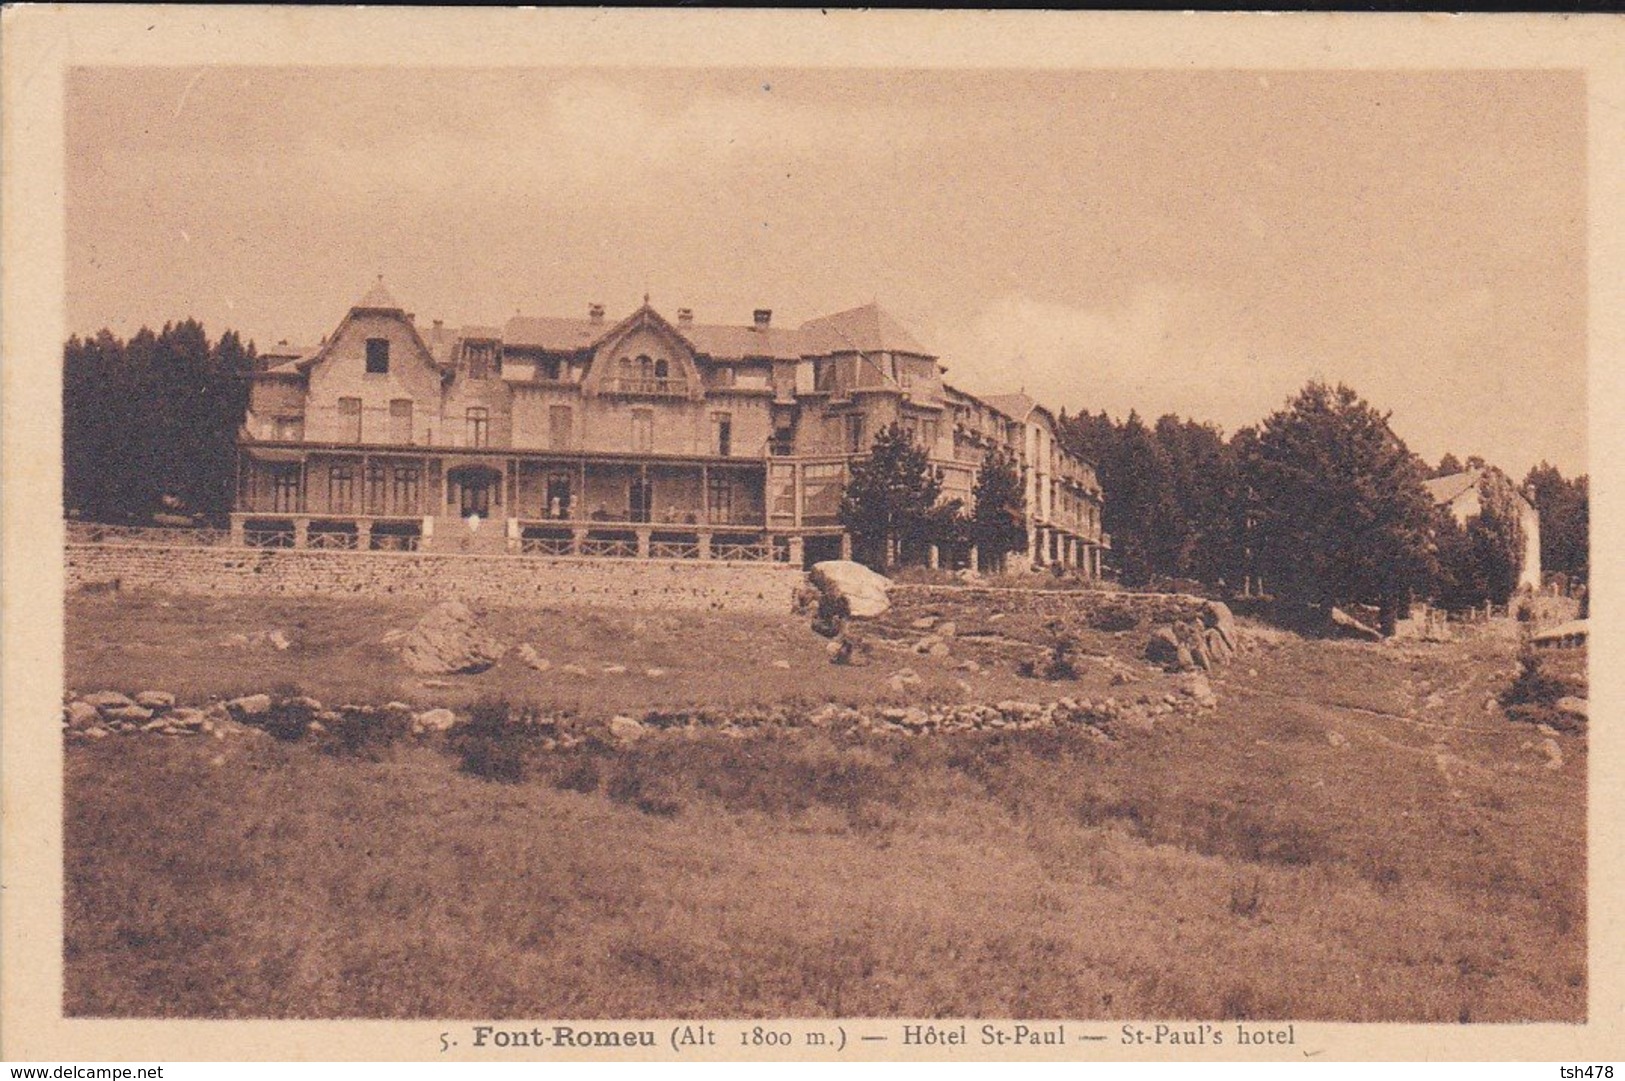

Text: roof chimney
xmin=753 ymin=309 xmax=772 ymax=331
xmin=589 ymin=303 xmax=605 ymax=324
xmin=677 ymin=308 xmax=694 ymax=326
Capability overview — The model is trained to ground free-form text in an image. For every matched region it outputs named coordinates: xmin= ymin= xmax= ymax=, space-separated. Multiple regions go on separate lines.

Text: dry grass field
xmin=63 ymin=590 xmax=1586 ymax=1021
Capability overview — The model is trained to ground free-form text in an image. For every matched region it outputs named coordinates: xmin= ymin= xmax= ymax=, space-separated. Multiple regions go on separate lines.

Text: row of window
xmin=280 ymin=400 xmax=740 ymax=456
xmin=267 ymin=464 xmax=742 ymax=524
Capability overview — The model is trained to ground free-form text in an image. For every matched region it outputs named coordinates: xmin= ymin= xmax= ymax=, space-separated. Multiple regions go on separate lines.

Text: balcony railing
xmin=607 ymin=377 xmax=689 ymax=397
xmin=66 ymin=522 xmax=229 ymax=547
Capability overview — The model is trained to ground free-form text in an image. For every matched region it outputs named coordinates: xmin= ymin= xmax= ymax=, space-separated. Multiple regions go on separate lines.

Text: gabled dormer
xmin=295 ymin=277 xmax=445 ymax=446
xmin=582 ymin=303 xmax=705 ymax=402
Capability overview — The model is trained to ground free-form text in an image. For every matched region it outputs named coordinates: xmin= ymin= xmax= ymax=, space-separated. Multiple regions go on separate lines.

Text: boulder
xmin=226 ymin=693 xmax=272 ymax=719
xmin=609 ymin=715 xmax=646 ymax=743
xmin=935 ymin=621 xmax=957 ymax=638
xmin=830 ymin=636 xmax=872 ymax=667
xmin=134 ymin=690 xmax=176 ymax=711
xmin=1206 ymin=628 xmax=1232 ymax=664
xmin=1555 ymin=696 xmax=1588 ymax=724
xmin=910 ymin=616 xmax=938 ymax=630
xmin=268 ymin=629 xmax=292 ymax=651
xmin=84 ymin=691 xmax=134 ymax=711
xmin=1330 ymin=606 xmax=1383 ymax=641
xmin=413 ymin=707 xmax=458 ymax=733
xmin=64 ymin=700 xmax=102 ymax=729
xmin=809 ymin=560 xmax=892 ymax=619
xmin=1179 ymin=673 xmax=1218 ymax=709
xmin=1145 ymin=626 xmax=1183 ymax=668
xmin=103 ymin=705 xmax=154 ymax=726
xmin=400 ymin=601 xmax=507 ymax=675
xmin=1202 ymin=600 xmax=1239 ymax=651
xmin=166 ymin=707 xmax=206 ymax=728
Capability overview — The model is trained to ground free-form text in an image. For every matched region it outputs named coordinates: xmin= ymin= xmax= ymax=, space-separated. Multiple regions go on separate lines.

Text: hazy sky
xmin=66 ymin=67 xmax=1586 ymax=476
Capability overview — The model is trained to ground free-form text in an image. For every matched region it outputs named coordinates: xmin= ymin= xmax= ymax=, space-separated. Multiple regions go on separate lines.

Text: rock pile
xmin=399 ymin=600 xmax=507 ymax=675
xmin=1145 ymin=600 xmax=1244 ymax=673
xmin=64 ymin=690 xmax=250 ymax=740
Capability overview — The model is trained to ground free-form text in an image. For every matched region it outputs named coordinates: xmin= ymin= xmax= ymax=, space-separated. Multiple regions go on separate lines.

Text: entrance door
xmin=459 ymin=479 xmax=491 ymax=518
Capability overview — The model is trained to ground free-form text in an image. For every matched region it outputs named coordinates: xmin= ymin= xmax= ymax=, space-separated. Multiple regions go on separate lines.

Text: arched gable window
xmin=654 ymin=358 xmax=669 ymax=380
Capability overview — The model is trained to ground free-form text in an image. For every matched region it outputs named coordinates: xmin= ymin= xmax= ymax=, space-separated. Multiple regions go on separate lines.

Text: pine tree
xmin=1248 ymin=381 xmax=1437 ymax=633
xmin=970 ymin=446 xmax=1026 ymax=572
xmin=839 ymin=422 xmax=943 ymax=572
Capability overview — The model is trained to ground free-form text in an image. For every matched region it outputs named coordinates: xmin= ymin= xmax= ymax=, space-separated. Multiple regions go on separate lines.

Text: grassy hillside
xmin=63 ymin=592 xmax=1586 ymax=1020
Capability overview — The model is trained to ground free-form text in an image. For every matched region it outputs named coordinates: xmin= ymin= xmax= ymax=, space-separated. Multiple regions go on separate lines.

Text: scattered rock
xmin=226 ymin=694 xmax=272 ymax=719
xmin=134 ymin=690 xmax=175 ymax=711
xmin=770 ymin=659 xmax=791 ymax=670
xmin=809 ymin=560 xmax=892 ymax=619
xmin=167 ymin=707 xmax=206 ymax=728
xmin=935 ymin=621 xmax=957 ymax=638
xmin=1555 ymin=696 xmax=1588 ymax=724
xmin=514 ymin=643 xmax=548 ymax=669
xmin=268 ymin=629 xmax=292 ymax=651
xmin=83 ymin=691 xmax=134 ymax=711
xmin=1178 ymin=673 xmax=1218 ymax=709
xmin=103 ymin=705 xmax=154 ymax=725
xmin=910 ymin=616 xmax=938 ymax=630
xmin=399 ymin=600 xmax=506 ymax=675
xmin=1542 ymin=737 xmax=1564 ymax=771
xmin=413 ymin=707 xmax=458 ymax=733
xmin=1327 ymin=731 xmax=1347 ymax=748
xmin=560 ymin=663 xmax=589 ymax=677
xmin=831 ymin=636 xmax=872 ymax=667
xmin=609 ymin=715 xmax=646 ymax=743
xmin=64 ymin=700 xmax=102 ymax=729
xmin=888 ymin=668 xmax=922 ymax=693
xmin=645 ymin=667 xmax=668 ymax=678
xmin=602 ymin=664 xmax=628 ymax=674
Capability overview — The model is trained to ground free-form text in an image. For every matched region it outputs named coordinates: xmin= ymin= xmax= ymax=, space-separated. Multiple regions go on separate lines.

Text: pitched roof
xmin=1423 ymin=469 xmax=1483 ymax=506
xmin=981 ymin=392 xmax=1037 ymax=422
xmin=681 ymin=322 xmax=806 ymax=361
xmin=503 ymin=315 xmax=606 ymax=352
xmin=799 ymin=303 xmax=931 ymax=356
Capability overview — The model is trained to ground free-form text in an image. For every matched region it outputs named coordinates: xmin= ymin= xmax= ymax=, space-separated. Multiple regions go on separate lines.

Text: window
xmin=465 ymin=342 xmax=497 ymax=380
xmin=712 ymin=412 xmax=733 ymax=457
xmin=631 ymin=409 xmax=654 ymax=453
xmin=389 ymin=399 xmax=413 ymax=444
xmin=328 ymin=466 xmax=355 ymax=514
xmin=654 ymin=358 xmax=669 ymax=380
xmin=771 ymin=425 xmax=794 ymax=456
xmin=392 ymin=466 xmax=421 ymax=515
xmin=272 ymin=467 xmax=301 ymax=513
xmin=549 ymin=405 xmax=573 ymax=451
xmin=338 ymin=397 xmax=362 ymax=442
xmin=466 ymin=407 xmax=489 ymax=448
xmin=365 ymin=338 xmax=389 ymax=374
xmin=707 ymin=474 xmax=732 ymax=524
xmin=844 ymin=414 xmax=865 ymax=454
xmin=715 ymin=365 xmax=736 ymax=388
xmin=366 ymin=463 xmax=387 ymax=514
xmin=629 ymin=478 xmax=653 ymax=523
xmin=273 ymin=416 xmax=304 ymax=442
xmin=921 ymin=420 xmax=938 ymax=449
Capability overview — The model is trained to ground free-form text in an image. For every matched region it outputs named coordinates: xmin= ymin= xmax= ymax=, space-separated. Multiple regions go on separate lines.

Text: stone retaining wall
xmin=65 ymin=543 xmax=803 ymax=613
xmin=889 ymin=584 xmax=1210 ymax=626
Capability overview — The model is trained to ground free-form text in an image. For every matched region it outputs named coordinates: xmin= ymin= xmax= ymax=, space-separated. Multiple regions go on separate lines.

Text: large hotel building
xmin=236 ymin=280 xmax=1106 ymax=573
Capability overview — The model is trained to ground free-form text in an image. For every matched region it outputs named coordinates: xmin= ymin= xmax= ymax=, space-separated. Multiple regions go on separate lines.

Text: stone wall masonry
xmin=888 ymin=584 xmax=1210 ymax=627
xmin=65 ymin=543 xmax=803 ymax=614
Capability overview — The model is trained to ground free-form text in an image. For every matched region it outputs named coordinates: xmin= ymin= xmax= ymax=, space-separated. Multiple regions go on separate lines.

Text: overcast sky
xmin=66 ymin=67 xmax=1586 ymax=477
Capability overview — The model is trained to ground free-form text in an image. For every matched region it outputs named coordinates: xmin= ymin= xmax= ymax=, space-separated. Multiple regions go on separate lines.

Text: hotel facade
xmin=235 ymin=281 xmax=1107 ymax=573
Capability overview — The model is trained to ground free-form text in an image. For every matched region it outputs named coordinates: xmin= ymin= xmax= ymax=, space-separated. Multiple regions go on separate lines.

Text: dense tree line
xmin=64 ymin=322 xmax=255 ymax=525
xmin=1058 ymin=382 xmax=1589 ymax=614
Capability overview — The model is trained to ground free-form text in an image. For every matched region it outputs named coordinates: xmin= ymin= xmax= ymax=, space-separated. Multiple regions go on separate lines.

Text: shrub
xmin=449 ymin=697 xmax=529 ymax=783
xmin=1501 ymin=646 xmax=1584 ymax=732
xmin=318 ymin=706 xmax=410 ymax=760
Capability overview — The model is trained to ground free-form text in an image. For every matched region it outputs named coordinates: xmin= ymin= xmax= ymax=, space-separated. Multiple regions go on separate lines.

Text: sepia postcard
xmin=3 ymin=6 xmax=1623 ymax=1067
